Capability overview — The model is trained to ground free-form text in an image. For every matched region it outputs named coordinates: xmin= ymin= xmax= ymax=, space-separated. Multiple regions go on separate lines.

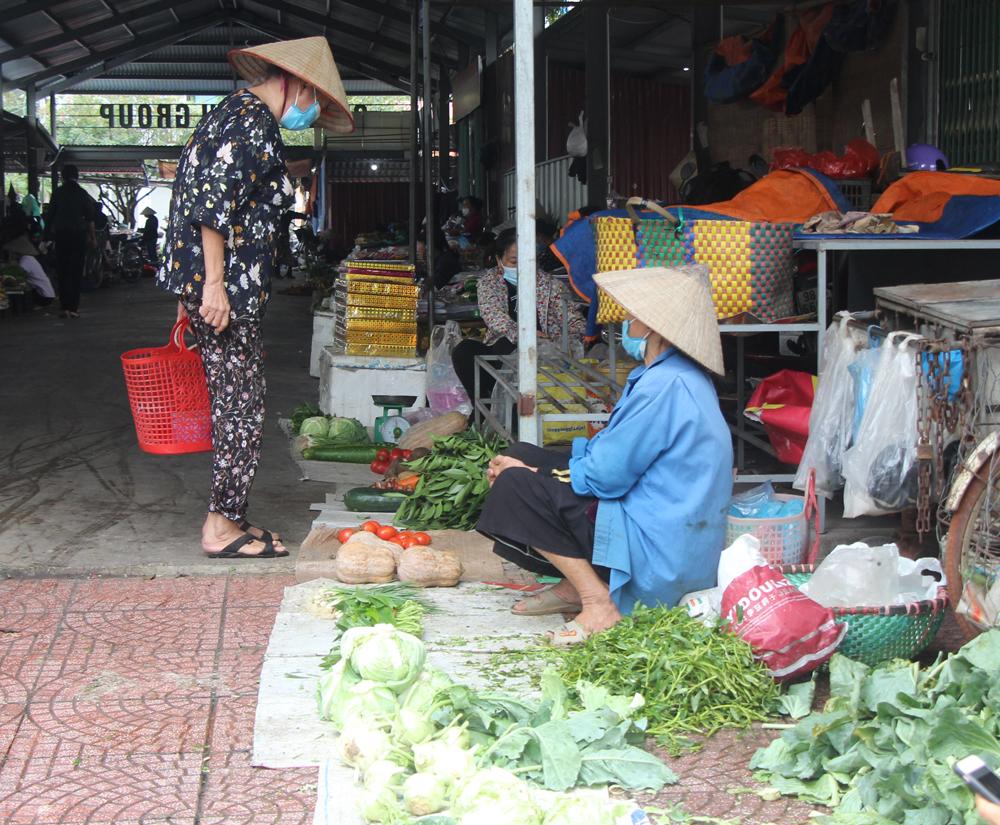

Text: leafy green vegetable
xmin=327 ymin=416 xmax=370 ymax=444
xmin=550 ymin=606 xmax=780 ymax=754
xmin=450 ymin=768 xmax=543 ymax=825
xmin=316 ymin=659 xmax=361 ymax=729
xmin=777 ymin=678 xmax=816 ymax=720
xmin=299 ymin=415 xmax=330 ymax=438
xmin=291 ymin=402 xmax=322 ymax=434
xmin=541 ymin=796 xmax=633 ymax=825
xmin=403 ymin=772 xmax=450 ymax=816
xmin=342 ymin=624 xmax=427 ymax=694
xmin=752 ymin=631 xmax=1000 ymax=824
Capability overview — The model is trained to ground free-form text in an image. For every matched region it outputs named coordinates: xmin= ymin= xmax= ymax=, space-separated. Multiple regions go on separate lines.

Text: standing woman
xmin=157 ymin=37 xmax=353 ymax=558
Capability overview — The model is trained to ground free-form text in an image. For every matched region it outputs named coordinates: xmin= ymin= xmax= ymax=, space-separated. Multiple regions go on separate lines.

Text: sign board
xmin=97 ymin=102 xmax=216 ymax=129
xmin=452 ymin=58 xmax=482 ymax=121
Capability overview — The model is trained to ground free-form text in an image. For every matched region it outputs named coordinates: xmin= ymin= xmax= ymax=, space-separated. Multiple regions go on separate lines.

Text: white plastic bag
xmin=566 ymin=111 xmax=587 ymax=157
xmin=841 ymin=332 xmax=921 ymax=518
xmin=794 ymin=315 xmax=867 ymax=497
xmin=425 ymin=322 xmax=472 ymax=416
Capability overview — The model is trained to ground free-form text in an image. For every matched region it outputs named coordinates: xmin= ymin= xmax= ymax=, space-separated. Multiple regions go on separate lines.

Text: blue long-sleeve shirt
xmin=569 ymin=348 xmax=733 ymax=614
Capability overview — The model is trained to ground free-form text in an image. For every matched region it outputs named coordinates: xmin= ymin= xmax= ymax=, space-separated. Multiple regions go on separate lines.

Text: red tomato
xmin=390 ymin=448 xmax=405 ymax=460
xmin=377 ymin=525 xmax=398 ymax=540
xmin=413 ymin=532 xmax=432 ymax=546
xmin=376 ymin=448 xmax=391 ymax=463
xmin=390 ymin=537 xmax=407 ymax=547
xmin=337 ymin=528 xmax=356 ymax=544
xmin=401 ymin=450 xmax=413 ymax=460
xmin=401 ymin=537 xmax=418 ymax=549
xmin=396 ymin=531 xmax=413 ymax=540
xmin=360 ymin=520 xmax=381 ymax=533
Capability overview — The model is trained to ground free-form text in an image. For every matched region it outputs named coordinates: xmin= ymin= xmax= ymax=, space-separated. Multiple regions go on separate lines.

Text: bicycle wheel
xmin=122 ymin=243 xmax=143 ymax=283
xmin=943 ymin=445 xmax=1000 ymax=639
xmin=81 ymin=247 xmax=104 ymax=291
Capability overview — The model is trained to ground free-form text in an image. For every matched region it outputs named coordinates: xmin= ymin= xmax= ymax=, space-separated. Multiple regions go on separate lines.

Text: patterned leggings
xmin=183 ymin=298 xmax=266 ymax=521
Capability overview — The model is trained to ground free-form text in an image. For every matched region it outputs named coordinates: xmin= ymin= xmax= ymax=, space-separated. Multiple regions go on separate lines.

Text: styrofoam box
xmin=309 ymin=309 xmax=337 ymax=378
xmin=318 ymin=346 xmax=427 ymax=426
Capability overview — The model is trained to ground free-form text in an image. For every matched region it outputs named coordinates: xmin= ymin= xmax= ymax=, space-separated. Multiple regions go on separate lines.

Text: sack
xmin=841 ymin=332 xmax=921 ymax=518
xmin=794 ymin=316 xmax=868 ymax=496
xmin=566 ymin=111 xmax=587 ymax=158
xmin=425 ymin=322 xmax=472 ymax=416
xmin=679 ymin=161 xmax=756 ymax=204
xmin=744 ymin=369 xmax=816 ymax=465
xmin=719 ymin=535 xmax=846 ymax=681
xmin=591 ymin=215 xmax=639 ymax=323
xmin=685 ymin=219 xmax=797 ymax=322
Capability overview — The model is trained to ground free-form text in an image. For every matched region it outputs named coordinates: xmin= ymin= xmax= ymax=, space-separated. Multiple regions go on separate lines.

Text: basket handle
xmin=625 ymin=196 xmax=680 ymax=229
xmin=804 ymin=468 xmax=821 ymax=565
xmin=170 ymin=317 xmax=198 ymax=352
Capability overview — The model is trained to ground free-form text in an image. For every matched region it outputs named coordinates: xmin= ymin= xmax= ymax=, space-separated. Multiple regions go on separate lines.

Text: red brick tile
xmin=67 ymin=577 xmax=227 ymax=613
xmin=198 ymin=750 xmax=315 ymax=825
xmin=57 ymin=607 xmax=223 ymax=652
xmin=0 ymin=581 xmax=74 ymax=620
xmin=7 ymin=697 xmax=212 ymax=761
xmin=221 ymin=607 xmax=279 ymax=650
xmin=210 ymin=696 xmax=258 ymax=752
xmin=0 ymin=652 xmax=46 ymax=706
xmin=0 ymin=752 xmax=202 ymax=825
xmin=214 ymin=648 xmax=266 ymax=698
xmin=226 ymin=575 xmax=296 ymax=608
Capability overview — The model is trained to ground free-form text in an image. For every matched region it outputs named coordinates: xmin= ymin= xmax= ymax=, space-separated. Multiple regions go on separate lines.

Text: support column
xmin=48 ymin=93 xmax=56 ymax=198
xmin=585 ymin=4 xmax=609 ymax=207
xmin=691 ymin=2 xmax=721 ymax=171
xmin=25 ymin=84 xmax=37 ymax=200
xmin=408 ymin=1 xmax=419 ymax=264
xmin=437 ymin=64 xmax=450 ymax=192
xmin=534 ymin=18 xmax=547 ymax=163
xmin=422 ymin=0 xmax=435 ymax=332
xmin=0 ymin=65 xmax=6 ymax=217
xmin=484 ymin=10 xmax=498 ymax=66
xmin=514 ymin=0 xmax=537 ymax=442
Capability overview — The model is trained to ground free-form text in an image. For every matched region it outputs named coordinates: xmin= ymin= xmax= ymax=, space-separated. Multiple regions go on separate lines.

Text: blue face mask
xmin=280 ymin=86 xmax=321 ymax=130
xmin=621 ymin=319 xmax=650 ymax=361
xmin=502 ymin=265 xmax=518 ymax=285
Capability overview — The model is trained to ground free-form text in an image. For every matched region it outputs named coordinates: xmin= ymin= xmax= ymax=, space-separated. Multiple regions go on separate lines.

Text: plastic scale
xmin=372 ymin=395 xmax=415 ymax=444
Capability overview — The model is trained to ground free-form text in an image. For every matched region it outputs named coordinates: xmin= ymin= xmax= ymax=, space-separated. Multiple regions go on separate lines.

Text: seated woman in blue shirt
xmin=477 ymin=266 xmax=733 ymax=644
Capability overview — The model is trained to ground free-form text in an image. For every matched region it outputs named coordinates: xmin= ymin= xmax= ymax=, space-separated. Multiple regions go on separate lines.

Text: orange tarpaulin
xmin=679 ymin=169 xmax=842 ymax=223
xmin=873 ymin=172 xmax=1000 ymax=223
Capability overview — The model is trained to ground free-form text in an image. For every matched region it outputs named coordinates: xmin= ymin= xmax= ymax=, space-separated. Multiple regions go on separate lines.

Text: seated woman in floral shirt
xmin=452 ymin=228 xmax=585 ymax=404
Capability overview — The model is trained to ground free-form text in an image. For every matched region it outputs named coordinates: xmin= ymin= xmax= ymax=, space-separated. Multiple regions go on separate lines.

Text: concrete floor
xmin=0 ymin=279 xmax=321 ymax=578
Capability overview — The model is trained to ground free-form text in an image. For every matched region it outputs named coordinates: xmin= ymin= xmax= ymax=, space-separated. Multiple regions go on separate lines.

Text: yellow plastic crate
xmin=347 ymin=280 xmax=420 ymax=298
xmin=345 ymin=306 xmax=417 ymax=322
xmin=345 ymin=330 xmax=419 ymax=348
xmin=345 ymin=293 xmax=418 ymax=310
xmin=336 ymin=319 xmax=417 ymax=335
xmin=344 ymin=343 xmax=418 ymax=358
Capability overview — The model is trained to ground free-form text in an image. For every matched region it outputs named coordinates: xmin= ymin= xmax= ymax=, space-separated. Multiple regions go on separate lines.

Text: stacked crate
xmin=334 ymin=261 xmax=419 ymax=358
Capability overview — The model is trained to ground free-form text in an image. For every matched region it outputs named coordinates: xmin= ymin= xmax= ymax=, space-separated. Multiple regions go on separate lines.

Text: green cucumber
xmin=302 ymin=445 xmax=380 ymax=463
xmin=344 ymin=487 xmax=409 ymax=513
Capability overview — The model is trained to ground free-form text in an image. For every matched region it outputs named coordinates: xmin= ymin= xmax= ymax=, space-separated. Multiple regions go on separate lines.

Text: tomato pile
xmin=370 ymin=446 xmax=413 ymax=476
xmin=337 ymin=521 xmax=432 ymax=549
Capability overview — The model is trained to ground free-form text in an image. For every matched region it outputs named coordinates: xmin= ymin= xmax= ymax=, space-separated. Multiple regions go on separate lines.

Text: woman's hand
xmin=487 ymin=455 xmax=537 ymax=486
xmin=199 ymin=282 xmax=231 ymax=333
xmin=977 ymin=796 xmax=1000 ymax=825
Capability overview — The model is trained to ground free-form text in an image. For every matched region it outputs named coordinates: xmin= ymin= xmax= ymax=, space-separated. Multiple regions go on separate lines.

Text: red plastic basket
xmin=121 ymin=318 xmax=212 ymax=454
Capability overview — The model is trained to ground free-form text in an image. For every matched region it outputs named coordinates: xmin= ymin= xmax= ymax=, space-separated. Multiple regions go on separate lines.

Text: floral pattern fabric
xmin=476 ymin=266 xmax=587 ymax=346
xmin=183 ymin=297 xmax=265 ymax=521
xmin=158 ymin=90 xmax=293 ymax=320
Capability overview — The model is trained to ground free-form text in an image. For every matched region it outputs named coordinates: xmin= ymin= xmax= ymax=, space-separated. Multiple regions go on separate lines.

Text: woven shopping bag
xmin=684 ymin=220 xmax=796 ymax=322
xmin=590 ymin=214 xmax=639 ymax=323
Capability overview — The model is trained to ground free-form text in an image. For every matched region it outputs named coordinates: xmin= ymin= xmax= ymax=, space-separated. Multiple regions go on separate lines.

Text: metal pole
xmin=0 ymin=64 xmax=6 ymax=217
xmin=514 ymin=0 xmax=537 ymax=441
xmin=408 ymin=1 xmax=418 ymax=264
xmin=422 ymin=0 xmax=435 ymax=334
xmin=48 ymin=93 xmax=56 ymax=198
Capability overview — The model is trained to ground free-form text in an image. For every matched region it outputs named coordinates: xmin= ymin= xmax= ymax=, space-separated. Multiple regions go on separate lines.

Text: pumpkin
xmin=398 ymin=412 xmax=468 ymax=451
xmin=396 ymin=547 xmax=463 ymax=588
xmin=340 ymin=530 xmax=405 ymax=563
xmin=335 ymin=539 xmax=397 ymax=584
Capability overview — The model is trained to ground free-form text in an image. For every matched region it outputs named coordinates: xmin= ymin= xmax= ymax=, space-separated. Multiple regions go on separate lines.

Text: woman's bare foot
xmin=571 ymin=595 xmax=622 ymax=635
xmin=512 ymin=579 xmax=581 ymax=614
xmin=202 ymin=513 xmax=284 ymax=556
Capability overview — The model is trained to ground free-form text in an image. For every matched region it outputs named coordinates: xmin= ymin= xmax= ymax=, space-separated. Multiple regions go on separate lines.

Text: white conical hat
xmin=594 ymin=266 xmax=724 ymax=375
xmin=228 ymin=36 xmax=355 ymax=134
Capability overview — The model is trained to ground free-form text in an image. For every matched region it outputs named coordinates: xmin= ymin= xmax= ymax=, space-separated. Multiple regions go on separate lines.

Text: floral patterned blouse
xmin=477 ymin=266 xmax=586 ymax=346
xmin=157 ymin=90 xmax=293 ymax=320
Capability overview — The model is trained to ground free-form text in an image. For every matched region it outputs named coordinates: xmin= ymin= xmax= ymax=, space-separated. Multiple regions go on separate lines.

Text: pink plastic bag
xmin=719 ymin=537 xmax=846 ymax=681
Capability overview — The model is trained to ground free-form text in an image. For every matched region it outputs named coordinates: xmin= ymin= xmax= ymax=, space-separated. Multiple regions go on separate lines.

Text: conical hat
xmin=228 ymin=36 xmax=355 ymax=134
xmin=594 ymin=267 xmax=724 ymax=375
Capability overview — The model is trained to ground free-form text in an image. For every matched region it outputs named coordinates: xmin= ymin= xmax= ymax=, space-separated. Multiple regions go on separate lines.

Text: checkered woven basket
xmin=684 ymin=220 xmax=796 ymax=322
xmin=591 ymin=215 xmax=639 ymax=323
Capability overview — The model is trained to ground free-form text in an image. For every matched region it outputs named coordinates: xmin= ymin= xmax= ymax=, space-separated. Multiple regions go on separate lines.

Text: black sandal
xmin=237 ymin=519 xmax=281 ymax=544
xmin=205 ymin=533 xmax=289 ymax=559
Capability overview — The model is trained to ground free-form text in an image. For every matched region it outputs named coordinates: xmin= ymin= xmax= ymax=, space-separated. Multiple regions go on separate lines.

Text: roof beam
xmin=272 ymin=0 xmax=458 ymax=70
xmin=0 ymin=0 xmax=65 ymax=22
xmin=35 ymin=14 xmax=229 ymax=94
xmin=328 ymin=0 xmax=479 ymax=50
xmin=0 ymin=3 xmax=170 ymax=63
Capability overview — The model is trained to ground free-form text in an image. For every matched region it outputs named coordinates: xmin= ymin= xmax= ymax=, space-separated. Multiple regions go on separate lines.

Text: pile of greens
xmin=291 ymin=403 xmax=322 ymax=434
xmin=550 ymin=606 xmax=781 ymax=755
xmin=316 ymin=622 xmax=676 ymax=824
xmin=751 ymin=631 xmax=1000 ymax=823
xmin=395 ymin=431 xmax=507 ymax=531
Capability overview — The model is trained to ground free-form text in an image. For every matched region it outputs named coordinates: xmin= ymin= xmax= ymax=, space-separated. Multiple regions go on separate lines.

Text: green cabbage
xmin=327 ymin=416 xmax=370 ymax=444
xmin=394 ymin=706 xmax=437 ymax=745
xmin=402 ymin=772 xmax=451 ymax=816
xmin=412 ymin=740 xmax=478 ymax=783
xmin=317 ymin=659 xmax=361 ymax=729
xmin=542 ymin=796 xmax=633 ymax=825
xmin=342 ymin=624 xmax=427 ymax=693
xmin=300 ymin=416 xmax=330 ymax=437
xmin=451 ymin=768 xmax=543 ymax=825
xmin=343 ymin=680 xmax=400 ymax=723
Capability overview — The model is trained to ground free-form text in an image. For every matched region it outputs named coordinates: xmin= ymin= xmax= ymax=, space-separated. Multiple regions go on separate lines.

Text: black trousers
xmin=452 ymin=336 xmax=516 ymax=402
xmin=55 ymin=231 xmax=87 ymax=312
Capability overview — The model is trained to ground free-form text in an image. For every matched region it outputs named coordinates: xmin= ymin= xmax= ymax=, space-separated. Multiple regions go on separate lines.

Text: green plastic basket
xmin=781 ymin=565 xmax=950 ymax=667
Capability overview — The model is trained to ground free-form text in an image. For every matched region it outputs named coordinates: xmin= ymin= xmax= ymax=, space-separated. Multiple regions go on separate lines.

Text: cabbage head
xmin=394 ymin=706 xmax=436 ymax=746
xmin=413 ymin=740 xmax=478 ymax=784
xmin=342 ymin=624 xmax=426 ymax=693
xmin=542 ymin=796 xmax=633 ymax=825
xmin=343 ymin=680 xmax=400 ymax=723
xmin=357 ymin=785 xmax=406 ymax=824
xmin=402 ymin=772 xmax=450 ymax=817
xmin=300 ymin=416 xmax=330 ymax=438
xmin=327 ymin=416 xmax=369 ymax=444
xmin=317 ymin=659 xmax=361 ymax=729
xmin=451 ymin=768 xmax=542 ymax=825
xmin=401 ymin=667 xmax=453 ymax=715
